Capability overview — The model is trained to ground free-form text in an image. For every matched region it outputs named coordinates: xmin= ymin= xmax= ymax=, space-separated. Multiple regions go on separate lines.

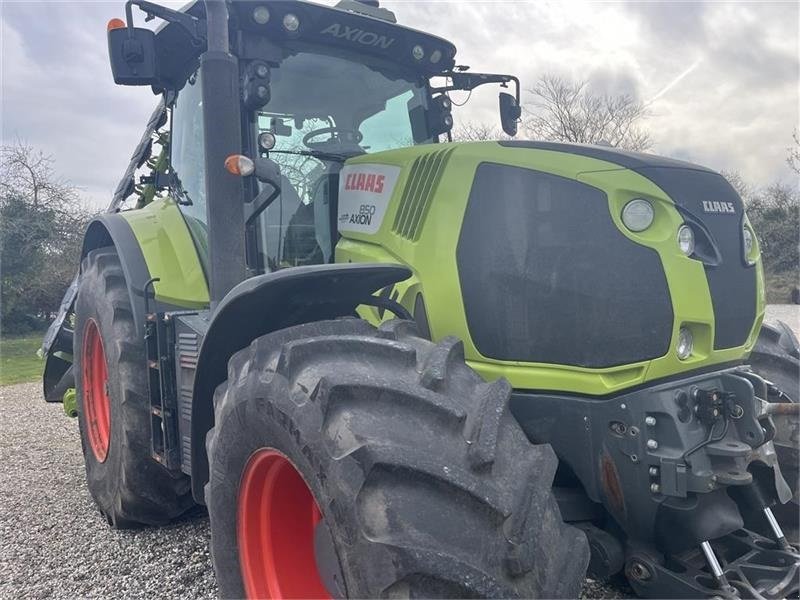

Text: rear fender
xmin=189 ymin=263 xmax=411 ymax=503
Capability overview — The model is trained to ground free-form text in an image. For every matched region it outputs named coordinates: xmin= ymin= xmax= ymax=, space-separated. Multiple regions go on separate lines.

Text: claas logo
xmin=344 ymin=172 xmax=386 ymax=193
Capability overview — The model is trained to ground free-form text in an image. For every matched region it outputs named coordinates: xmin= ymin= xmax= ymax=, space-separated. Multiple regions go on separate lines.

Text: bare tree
xmin=721 ymin=170 xmax=754 ymax=201
xmin=451 ymin=121 xmax=507 ymax=142
xmin=788 ymin=129 xmax=800 ymax=175
xmin=523 ymin=74 xmax=652 ymax=151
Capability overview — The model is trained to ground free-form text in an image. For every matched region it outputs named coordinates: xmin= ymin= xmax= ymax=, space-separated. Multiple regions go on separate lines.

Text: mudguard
xmin=41 ymin=214 xmax=156 ymax=401
xmin=189 ymin=262 xmax=411 ymax=502
xmin=41 ymin=205 xmax=205 ymax=401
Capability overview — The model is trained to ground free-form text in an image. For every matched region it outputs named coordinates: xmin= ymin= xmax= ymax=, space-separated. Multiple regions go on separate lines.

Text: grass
xmin=1 ymin=333 xmax=44 ymax=385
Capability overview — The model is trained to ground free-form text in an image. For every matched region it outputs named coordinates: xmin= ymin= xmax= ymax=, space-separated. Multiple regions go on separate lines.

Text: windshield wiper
xmin=269 ymin=149 xmax=362 ymax=162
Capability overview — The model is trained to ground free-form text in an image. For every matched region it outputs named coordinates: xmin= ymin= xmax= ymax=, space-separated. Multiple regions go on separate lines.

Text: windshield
xmin=252 ymin=52 xmax=430 ymax=271
xmin=261 ymin=52 xmax=429 ymax=153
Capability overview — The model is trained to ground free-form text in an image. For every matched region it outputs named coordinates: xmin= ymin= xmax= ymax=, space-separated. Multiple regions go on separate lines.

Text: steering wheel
xmin=303 ymin=127 xmax=363 ymax=149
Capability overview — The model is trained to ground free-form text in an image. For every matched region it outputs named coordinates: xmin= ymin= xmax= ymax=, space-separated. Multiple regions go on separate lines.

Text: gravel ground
xmin=0 ymin=384 xmax=631 ymax=599
xmin=0 ymin=382 xmax=217 ymax=599
xmin=1 ymin=305 xmax=796 ymax=599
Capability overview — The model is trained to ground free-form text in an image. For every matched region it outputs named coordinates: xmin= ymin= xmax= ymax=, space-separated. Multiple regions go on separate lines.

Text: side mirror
xmin=107 ymin=24 xmax=159 ymax=86
xmin=499 ymin=92 xmax=521 ymax=137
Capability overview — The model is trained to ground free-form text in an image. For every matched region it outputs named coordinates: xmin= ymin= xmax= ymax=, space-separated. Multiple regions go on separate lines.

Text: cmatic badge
xmin=338 ymin=164 xmax=401 ymax=235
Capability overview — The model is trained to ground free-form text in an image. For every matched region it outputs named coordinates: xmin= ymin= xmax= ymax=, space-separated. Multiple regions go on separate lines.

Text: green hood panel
xmin=335 ymin=141 xmax=765 ymax=396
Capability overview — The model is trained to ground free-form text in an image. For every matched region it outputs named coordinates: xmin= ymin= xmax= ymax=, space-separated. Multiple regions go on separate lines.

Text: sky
xmin=1 ymin=0 xmax=798 ymax=209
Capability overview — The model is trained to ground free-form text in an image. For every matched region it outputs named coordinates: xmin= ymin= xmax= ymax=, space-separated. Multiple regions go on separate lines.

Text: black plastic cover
xmin=457 ymin=163 xmax=673 ymax=368
xmin=636 ymin=167 xmax=757 ymax=350
xmin=498 ymin=142 xmax=757 ymax=350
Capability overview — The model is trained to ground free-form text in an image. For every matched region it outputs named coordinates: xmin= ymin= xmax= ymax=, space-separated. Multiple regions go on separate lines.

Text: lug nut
xmin=650 ymin=483 xmax=661 ymax=493
xmin=647 ymin=439 xmax=658 ymax=450
xmin=649 ymin=466 xmax=659 ymax=476
xmin=628 ymin=560 xmax=652 ymax=582
xmin=645 ymin=416 xmax=656 ymax=426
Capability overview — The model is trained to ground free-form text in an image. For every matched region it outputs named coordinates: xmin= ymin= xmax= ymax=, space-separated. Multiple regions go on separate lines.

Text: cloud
xmin=1 ymin=0 xmax=797 ymax=211
xmin=1 ymin=2 xmax=157 ymax=208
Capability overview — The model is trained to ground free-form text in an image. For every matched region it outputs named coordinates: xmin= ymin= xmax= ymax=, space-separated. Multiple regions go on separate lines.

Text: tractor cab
xmin=110 ymin=0 xmax=520 ymax=277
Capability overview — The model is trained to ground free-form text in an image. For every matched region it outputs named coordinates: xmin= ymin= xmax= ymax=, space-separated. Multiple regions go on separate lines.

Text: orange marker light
xmin=107 ymin=18 xmax=126 ymax=32
xmin=224 ymin=155 xmax=255 ymax=176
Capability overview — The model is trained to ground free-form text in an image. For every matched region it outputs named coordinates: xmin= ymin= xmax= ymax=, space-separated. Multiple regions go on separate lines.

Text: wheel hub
xmin=82 ymin=318 xmax=111 ymax=462
xmin=237 ymin=449 xmax=333 ymax=599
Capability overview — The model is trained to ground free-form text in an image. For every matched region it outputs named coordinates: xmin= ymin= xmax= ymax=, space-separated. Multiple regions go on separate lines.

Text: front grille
xmin=392 ymin=148 xmax=454 ymax=241
xmin=457 ymin=163 xmax=674 ymax=369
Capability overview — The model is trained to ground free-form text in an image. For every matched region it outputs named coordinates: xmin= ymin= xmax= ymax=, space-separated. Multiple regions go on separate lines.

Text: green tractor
xmin=42 ymin=0 xmax=800 ymax=597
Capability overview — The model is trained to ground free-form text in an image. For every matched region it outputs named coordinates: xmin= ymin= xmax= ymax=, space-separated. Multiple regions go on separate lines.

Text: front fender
xmin=41 ymin=213 xmax=152 ymax=401
xmin=189 ymin=262 xmax=411 ymax=502
xmin=42 ymin=200 xmax=208 ymax=402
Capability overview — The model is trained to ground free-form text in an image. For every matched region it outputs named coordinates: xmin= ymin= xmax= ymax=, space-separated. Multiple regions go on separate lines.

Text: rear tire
xmin=74 ymin=246 xmax=193 ymax=527
xmin=206 ymin=318 xmax=589 ymax=598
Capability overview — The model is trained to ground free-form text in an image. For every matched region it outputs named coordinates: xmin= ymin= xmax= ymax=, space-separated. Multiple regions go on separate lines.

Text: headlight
xmin=621 ymin=199 xmax=654 ymax=232
xmin=412 ymin=45 xmax=425 ymax=61
xmin=677 ymin=224 xmax=695 ymax=256
xmin=430 ymin=49 xmax=442 ymax=64
xmin=252 ymin=5 xmax=270 ymax=24
xmin=676 ymin=327 xmax=693 ymax=360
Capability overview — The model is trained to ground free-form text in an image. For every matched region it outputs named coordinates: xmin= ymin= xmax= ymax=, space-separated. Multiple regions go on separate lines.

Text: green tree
xmin=746 ymin=183 xmax=799 ymax=275
xmin=1 ymin=144 xmax=92 ymax=333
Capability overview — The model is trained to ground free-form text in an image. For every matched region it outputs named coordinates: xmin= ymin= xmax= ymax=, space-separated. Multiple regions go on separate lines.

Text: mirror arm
xmin=245 ymin=185 xmax=280 ymax=227
xmin=245 ymin=157 xmax=283 ymax=226
xmin=433 ymin=72 xmax=520 ymax=103
xmin=124 ymin=0 xmax=205 ymax=44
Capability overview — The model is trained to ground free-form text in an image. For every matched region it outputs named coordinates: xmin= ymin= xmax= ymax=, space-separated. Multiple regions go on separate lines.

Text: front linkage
xmin=513 ymin=367 xmax=800 ymax=599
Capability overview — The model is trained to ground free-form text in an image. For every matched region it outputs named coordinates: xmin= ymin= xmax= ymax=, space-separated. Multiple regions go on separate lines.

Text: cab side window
xmin=171 ymin=73 xmax=206 ymax=225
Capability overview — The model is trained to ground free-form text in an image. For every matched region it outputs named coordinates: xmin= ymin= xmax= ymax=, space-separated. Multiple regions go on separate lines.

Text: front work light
xmin=283 ymin=13 xmax=300 ymax=32
xmin=676 ymin=327 xmax=693 ymax=360
xmin=252 ymin=6 xmax=270 ymax=24
xmin=621 ymin=199 xmax=654 ymax=232
xmin=258 ymin=132 xmax=276 ymax=152
xmin=677 ymin=225 xmax=695 ymax=256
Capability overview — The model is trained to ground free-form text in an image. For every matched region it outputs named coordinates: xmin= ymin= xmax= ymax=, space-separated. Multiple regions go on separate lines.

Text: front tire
xmin=74 ymin=247 xmax=193 ymax=527
xmin=206 ymin=318 xmax=589 ymax=599
xmin=749 ymin=320 xmax=799 ymax=541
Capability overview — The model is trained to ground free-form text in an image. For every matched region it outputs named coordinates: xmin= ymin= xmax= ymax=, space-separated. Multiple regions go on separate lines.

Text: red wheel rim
xmin=82 ymin=318 xmax=111 ymax=462
xmin=237 ymin=449 xmax=332 ymax=600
